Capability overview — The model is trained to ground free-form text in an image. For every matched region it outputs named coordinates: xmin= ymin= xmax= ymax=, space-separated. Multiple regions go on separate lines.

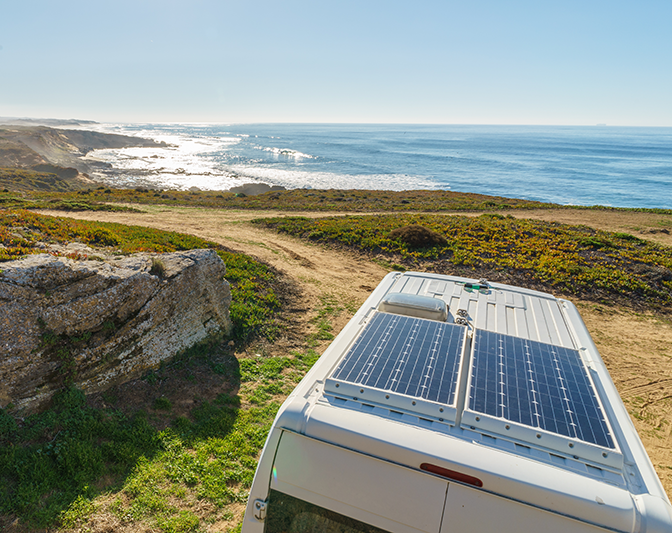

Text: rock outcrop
xmin=0 ymin=249 xmax=231 ymax=412
xmin=228 ymin=182 xmax=286 ymax=196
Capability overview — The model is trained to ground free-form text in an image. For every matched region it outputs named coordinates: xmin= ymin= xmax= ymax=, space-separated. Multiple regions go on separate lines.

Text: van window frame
xmin=265 ymin=489 xmax=392 ymax=533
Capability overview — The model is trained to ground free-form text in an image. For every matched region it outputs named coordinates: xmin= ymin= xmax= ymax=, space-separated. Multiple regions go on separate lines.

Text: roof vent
xmin=377 ymin=293 xmax=447 ymax=321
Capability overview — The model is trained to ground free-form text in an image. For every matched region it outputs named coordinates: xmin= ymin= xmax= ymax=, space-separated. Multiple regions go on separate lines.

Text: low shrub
xmin=85 ymin=227 xmax=120 ymax=246
xmin=388 ymin=224 xmax=448 ymax=248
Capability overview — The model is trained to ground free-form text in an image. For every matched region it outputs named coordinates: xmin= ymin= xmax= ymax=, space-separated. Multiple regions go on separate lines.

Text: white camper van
xmin=242 ymin=272 xmax=672 ymax=533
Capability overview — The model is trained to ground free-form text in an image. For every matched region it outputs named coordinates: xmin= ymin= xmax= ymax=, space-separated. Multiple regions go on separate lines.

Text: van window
xmin=265 ymin=490 xmax=391 ymax=533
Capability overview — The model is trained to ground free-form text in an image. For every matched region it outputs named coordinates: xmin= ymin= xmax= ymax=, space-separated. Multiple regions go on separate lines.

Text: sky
xmin=1 ymin=0 xmax=671 ymax=126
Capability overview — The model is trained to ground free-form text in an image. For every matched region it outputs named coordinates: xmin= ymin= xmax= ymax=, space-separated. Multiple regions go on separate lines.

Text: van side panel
xmin=442 ymin=484 xmax=614 ymax=533
xmin=272 ymin=431 xmax=448 ymax=533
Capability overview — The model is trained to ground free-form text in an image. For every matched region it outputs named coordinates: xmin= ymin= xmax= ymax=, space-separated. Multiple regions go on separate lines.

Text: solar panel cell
xmin=468 ymin=330 xmax=615 ymax=449
xmin=331 ymin=313 xmax=466 ymax=408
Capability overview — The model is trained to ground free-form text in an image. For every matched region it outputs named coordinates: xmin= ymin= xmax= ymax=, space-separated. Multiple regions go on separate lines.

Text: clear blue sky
xmin=1 ymin=0 xmax=670 ymax=125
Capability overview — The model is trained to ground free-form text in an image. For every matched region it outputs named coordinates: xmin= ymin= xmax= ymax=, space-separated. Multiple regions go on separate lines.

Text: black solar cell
xmin=331 ymin=313 xmax=466 ymax=406
xmin=468 ymin=330 xmax=615 ymax=449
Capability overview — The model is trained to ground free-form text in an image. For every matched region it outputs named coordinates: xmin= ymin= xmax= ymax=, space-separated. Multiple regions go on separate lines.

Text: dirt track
xmin=38 ymin=205 xmax=672 ymax=498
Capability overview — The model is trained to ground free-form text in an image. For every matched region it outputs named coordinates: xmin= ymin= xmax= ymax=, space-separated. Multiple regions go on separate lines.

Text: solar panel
xmin=467 ymin=330 xmax=615 ymax=449
xmin=326 ymin=312 xmax=466 ymax=420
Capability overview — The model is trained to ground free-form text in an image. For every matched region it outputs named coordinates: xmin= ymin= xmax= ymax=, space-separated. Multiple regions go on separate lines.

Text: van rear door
xmin=269 ymin=431 xmax=448 ymax=533
xmin=264 ymin=431 xmax=619 ymax=533
xmin=441 ymin=484 xmax=614 ymax=533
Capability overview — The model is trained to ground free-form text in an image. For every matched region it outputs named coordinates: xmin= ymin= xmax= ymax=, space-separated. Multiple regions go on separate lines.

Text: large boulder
xmin=0 ymin=249 xmax=231 ymax=412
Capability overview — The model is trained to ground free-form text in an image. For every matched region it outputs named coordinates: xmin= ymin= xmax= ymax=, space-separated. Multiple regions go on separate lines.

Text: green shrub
xmin=85 ymin=227 xmax=120 ymax=246
xmin=153 ymin=397 xmax=172 ymax=411
xmin=388 ymin=224 xmax=448 ymax=248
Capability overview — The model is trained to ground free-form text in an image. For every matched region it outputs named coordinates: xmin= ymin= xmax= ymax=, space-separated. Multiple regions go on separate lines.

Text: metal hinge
xmin=253 ymin=499 xmax=268 ymax=521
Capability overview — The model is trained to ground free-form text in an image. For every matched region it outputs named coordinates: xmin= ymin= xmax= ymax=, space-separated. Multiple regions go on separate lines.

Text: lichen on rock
xmin=0 ymin=249 xmax=231 ymax=412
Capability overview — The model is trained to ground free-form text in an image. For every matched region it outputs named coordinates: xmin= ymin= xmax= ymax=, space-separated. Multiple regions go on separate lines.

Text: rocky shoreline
xmin=0 ymin=122 xmax=285 ymax=196
xmin=0 ymin=123 xmax=169 ymax=188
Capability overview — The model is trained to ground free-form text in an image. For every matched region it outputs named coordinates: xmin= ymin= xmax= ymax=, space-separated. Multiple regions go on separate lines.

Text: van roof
xmin=275 ymin=272 xmax=669 ymax=505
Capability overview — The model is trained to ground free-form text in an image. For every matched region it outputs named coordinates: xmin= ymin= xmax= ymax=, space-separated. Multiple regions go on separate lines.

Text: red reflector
xmin=420 ymin=463 xmax=483 ymax=487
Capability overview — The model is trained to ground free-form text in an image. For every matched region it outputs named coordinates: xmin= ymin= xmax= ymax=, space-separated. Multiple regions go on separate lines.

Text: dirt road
xmin=37 ymin=205 xmax=672 ymax=497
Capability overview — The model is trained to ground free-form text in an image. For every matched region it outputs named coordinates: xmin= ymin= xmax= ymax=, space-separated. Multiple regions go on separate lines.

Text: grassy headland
xmin=3 ymin=185 xmax=672 ymax=222
xmin=0 ymin=125 xmax=167 ymax=176
xmin=0 ymin=167 xmax=85 ymax=193
xmin=2 ymin=176 xmax=672 ymax=531
xmin=1 ymin=186 xmax=553 ymax=212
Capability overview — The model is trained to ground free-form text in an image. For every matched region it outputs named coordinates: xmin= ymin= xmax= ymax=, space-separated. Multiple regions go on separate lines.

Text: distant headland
xmin=0 ymin=120 xmax=168 ymax=191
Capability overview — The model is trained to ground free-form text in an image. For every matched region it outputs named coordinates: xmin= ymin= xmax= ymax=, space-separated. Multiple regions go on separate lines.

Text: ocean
xmin=84 ymin=123 xmax=672 ymax=209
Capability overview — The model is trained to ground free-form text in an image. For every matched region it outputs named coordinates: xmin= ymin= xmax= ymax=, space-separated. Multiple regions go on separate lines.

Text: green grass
xmin=0 ymin=380 xmax=277 ymax=530
xmin=3 ymin=184 xmax=672 ymax=214
xmin=1 ymin=186 xmax=554 ymax=212
xmin=154 ymin=397 xmax=173 ymax=411
xmin=306 ymin=295 xmax=344 ymax=346
xmin=0 ymin=337 xmax=323 ymax=531
xmin=0 ymin=209 xmax=292 ymax=530
xmin=255 ymin=213 xmax=672 ymax=310
xmin=0 ymin=388 xmax=162 ymax=526
xmin=0 ymin=167 xmax=80 ymax=193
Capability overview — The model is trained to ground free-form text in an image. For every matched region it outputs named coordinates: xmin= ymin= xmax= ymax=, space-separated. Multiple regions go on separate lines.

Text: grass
xmin=3 ymin=183 xmax=672 ymax=215
xmin=0 ymin=389 xmax=163 ymax=527
xmin=255 ymin=213 xmax=672 ymax=311
xmin=150 ymin=257 xmax=167 ymax=278
xmin=1 ymin=374 xmax=274 ymax=530
xmin=306 ymin=295 xmax=344 ymax=347
xmin=0 ymin=209 xmax=292 ymax=531
xmin=0 ymin=168 xmax=80 ymax=193
xmin=1 ymin=186 xmax=553 ymax=213
xmin=0 ymin=316 xmax=328 ymax=531
xmin=0 ymin=194 xmax=138 ymax=212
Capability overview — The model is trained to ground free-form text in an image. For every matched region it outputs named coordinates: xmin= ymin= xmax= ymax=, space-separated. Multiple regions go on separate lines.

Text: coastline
xmin=86 ymin=122 xmax=672 ymax=210
xmin=2 ymin=122 xmax=671 ymax=211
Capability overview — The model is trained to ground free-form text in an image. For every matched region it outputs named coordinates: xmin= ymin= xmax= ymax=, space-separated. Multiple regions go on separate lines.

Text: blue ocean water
xmin=88 ymin=123 xmax=672 ymax=209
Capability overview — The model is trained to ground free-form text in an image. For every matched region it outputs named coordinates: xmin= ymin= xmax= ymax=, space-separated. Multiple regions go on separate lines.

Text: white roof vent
xmin=377 ymin=293 xmax=448 ymax=321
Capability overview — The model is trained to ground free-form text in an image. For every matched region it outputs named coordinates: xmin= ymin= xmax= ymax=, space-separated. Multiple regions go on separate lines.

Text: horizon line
xmin=2 ymin=117 xmax=672 ymax=129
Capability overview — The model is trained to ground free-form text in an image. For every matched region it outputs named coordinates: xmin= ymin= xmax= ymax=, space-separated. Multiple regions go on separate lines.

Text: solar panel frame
xmin=462 ymin=330 xmax=622 ymax=469
xmin=324 ymin=312 xmax=468 ymax=423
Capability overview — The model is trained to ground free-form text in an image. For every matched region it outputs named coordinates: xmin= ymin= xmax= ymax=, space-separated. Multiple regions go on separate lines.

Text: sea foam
xmin=85 ymin=123 xmax=672 ymax=208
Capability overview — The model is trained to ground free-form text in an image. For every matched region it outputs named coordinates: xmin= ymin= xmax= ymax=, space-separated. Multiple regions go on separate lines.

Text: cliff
xmin=0 ymin=125 xmax=168 ymax=190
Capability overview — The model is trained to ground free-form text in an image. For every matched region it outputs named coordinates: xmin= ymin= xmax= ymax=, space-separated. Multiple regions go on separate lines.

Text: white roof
xmin=272 ymin=272 xmax=672 ymax=532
